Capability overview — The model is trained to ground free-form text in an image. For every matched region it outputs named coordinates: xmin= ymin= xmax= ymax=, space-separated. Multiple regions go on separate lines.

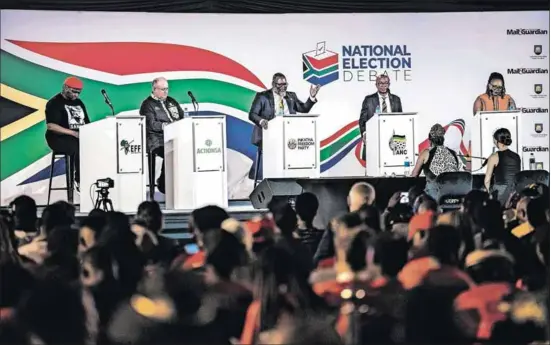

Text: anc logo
xmin=388 ymin=131 xmax=407 ymax=155
xmin=302 ymin=41 xmax=339 ymax=86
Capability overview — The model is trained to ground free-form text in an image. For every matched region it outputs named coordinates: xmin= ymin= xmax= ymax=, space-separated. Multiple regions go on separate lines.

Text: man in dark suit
xmin=359 ymin=74 xmax=403 ymax=158
xmin=248 ymin=72 xmax=321 ymax=181
xmin=140 ymin=77 xmax=184 ymax=194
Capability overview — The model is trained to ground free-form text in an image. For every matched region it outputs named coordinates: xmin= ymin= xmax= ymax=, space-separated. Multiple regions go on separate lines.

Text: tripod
xmin=94 ymin=188 xmax=114 ymax=211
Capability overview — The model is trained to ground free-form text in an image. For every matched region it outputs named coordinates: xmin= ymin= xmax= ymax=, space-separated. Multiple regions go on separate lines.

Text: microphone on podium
xmin=187 ymin=91 xmax=199 ymax=113
xmin=101 ymin=89 xmax=115 ymax=116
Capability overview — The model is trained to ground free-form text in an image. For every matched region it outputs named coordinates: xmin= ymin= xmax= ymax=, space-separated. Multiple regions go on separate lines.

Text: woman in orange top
xmin=473 ymin=72 xmax=517 ymax=115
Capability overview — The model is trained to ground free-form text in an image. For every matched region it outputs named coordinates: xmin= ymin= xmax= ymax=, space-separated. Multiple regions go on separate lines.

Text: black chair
xmin=147 ymin=150 xmax=156 ymax=201
xmin=435 ymin=171 xmax=473 ymax=202
xmin=514 ymin=170 xmax=549 ymax=193
xmin=47 ymin=152 xmax=74 ymax=205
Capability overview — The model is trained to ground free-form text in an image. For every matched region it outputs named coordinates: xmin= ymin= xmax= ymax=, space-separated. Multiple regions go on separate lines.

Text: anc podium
xmin=262 ymin=114 xmax=320 ymax=179
xmin=80 ymin=114 xmax=147 ymax=213
xmin=364 ymin=112 xmax=419 ymax=177
xmin=472 ymin=110 xmax=549 ymax=171
xmin=163 ymin=115 xmax=228 ymax=210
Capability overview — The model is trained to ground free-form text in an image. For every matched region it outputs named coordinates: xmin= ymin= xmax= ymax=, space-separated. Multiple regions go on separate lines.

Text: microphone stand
xmin=192 ymin=101 xmax=199 ymax=115
xmin=106 ymin=102 xmax=115 ymax=116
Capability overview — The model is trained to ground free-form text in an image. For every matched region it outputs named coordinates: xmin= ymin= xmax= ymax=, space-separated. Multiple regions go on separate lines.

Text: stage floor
xmin=36 ymin=200 xmax=266 ymax=233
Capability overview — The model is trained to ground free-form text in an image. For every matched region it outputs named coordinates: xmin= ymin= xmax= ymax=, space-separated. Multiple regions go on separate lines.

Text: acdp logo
xmin=302 ymin=41 xmax=339 ymax=86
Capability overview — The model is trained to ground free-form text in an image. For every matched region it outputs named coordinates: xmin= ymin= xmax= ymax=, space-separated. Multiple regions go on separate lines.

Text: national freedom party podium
xmin=262 ymin=114 xmax=320 ymax=179
xmin=364 ymin=112 xmax=419 ymax=177
xmin=163 ymin=115 xmax=228 ymax=210
xmin=471 ymin=110 xmax=549 ymax=171
xmin=80 ymin=114 xmax=147 ymax=213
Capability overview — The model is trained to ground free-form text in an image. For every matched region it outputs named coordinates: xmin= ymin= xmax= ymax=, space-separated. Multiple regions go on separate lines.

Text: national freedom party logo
xmin=302 ymin=41 xmax=339 ymax=86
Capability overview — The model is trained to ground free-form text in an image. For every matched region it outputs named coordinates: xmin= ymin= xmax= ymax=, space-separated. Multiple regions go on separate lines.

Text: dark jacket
xmin=359 ymin=92 xmax=403 ymax=135
xmin=248 ymin=89 xmax=316 ymax=146
xmin=139 ymin=95 xmax=184 ymax=152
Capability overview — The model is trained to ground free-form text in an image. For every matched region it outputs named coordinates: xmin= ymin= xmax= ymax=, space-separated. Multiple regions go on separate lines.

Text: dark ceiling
xmin=1 ymin=0 xmax=549 ymax=13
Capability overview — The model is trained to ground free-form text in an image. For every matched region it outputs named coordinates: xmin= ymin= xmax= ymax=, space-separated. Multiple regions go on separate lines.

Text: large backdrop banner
xmin=0 ymin=10 xmax=549 ymax=205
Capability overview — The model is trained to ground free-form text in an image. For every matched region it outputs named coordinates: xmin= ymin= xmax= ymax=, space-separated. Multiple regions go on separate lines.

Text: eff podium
xmin=80 ymin=114 xmax=147 ymax=213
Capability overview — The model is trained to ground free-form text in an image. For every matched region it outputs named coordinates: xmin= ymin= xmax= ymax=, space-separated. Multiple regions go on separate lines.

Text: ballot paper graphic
xmin=302 ymin=41 xmax=339 ymax=86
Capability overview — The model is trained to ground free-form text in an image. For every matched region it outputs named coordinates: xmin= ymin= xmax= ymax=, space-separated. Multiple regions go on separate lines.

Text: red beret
xmin=64 ymin=76 xmax=83 ymax=90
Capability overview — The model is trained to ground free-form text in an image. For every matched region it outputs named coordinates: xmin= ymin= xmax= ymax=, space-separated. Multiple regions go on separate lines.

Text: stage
xmin=21 ymin=174 xmax=490 ymax=234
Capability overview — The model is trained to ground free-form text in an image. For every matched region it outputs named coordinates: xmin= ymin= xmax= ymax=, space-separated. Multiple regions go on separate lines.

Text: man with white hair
xmin=140 ymin=77 xmax=185 ymax=194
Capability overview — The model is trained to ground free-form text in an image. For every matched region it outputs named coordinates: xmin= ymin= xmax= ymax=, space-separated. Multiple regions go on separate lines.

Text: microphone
xmin=187 ymin=91 xmax=199 ymax=113
xmin=101 ymin=89 xmax=115 ymax=116
xmin=101 ymin=89 xmax=112 ymax=106
xmin=187 ymin=91 xmax=198 ymax=104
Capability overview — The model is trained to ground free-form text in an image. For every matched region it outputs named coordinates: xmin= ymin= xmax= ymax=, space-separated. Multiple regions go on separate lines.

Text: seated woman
xmin=473 ymin=72 xmax=516 ymax=115
xmin=411 ymin=124 xmax=459 ymax=200
xmin=484 ymin=128 xmax=521 ymax=206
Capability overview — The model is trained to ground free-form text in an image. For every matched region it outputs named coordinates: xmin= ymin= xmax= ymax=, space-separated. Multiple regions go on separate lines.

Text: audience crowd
xmin=0 ymin=181 xmax=549 ymax=344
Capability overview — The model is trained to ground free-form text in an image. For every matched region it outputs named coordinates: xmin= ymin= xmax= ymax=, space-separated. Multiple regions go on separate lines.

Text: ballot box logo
xmin=119 ymin=139 xmax=141 ymax=155
xmin=388 ymin=131 xmax=407 ymax=155
xmin=302 ymin=41 xmax=339 ymax=86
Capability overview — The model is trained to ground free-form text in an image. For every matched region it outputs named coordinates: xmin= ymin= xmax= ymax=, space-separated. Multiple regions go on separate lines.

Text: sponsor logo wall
xmin=0 ymin=10 xmax=548 ymax=205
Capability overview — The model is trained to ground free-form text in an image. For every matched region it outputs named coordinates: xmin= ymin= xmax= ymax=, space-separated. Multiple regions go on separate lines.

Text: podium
xmin=80 ymin=114 xmax=147 ymax=213
xmin=262 ymin=114 xmax=320 ymax=179
xmin=163 ymin=115 xmax=228 ymax=210
xmin=364 ymin=112 xmax=419 ymax=177
xmin=471 ymin=110 xmax=550 ymax=171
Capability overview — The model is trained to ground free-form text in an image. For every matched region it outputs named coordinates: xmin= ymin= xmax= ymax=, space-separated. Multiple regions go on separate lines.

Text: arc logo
xmin=302 ymin=41 xmax=339 ymax=86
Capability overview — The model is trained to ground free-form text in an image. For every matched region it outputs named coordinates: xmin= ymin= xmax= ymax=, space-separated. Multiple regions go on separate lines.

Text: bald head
xmin=348 ymin=182 xmax=376 ymax=211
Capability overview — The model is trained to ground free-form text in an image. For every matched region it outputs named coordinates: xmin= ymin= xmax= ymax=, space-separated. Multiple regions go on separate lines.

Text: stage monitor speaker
xmin=514 ymin=170 xmax=549 ymax=193
xmin=435 ymin=171 xmax=473 ymax=201
xmin=249 ymin=179 xmax=303 ymax=209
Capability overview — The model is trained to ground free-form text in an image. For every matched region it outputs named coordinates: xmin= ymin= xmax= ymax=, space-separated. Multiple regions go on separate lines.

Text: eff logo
xmin=302 ymin=41 xmax=339 ymax=86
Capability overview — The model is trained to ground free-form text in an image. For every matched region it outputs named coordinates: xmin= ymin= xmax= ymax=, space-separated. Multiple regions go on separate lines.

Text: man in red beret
xmin=45 ymin=76 xmax=90 ymax=192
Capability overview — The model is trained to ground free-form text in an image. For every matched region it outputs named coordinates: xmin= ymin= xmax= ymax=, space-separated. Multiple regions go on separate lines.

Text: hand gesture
xmin=387 ymin=191 xmax=402 ymax=209
xmin=310 ymin=84 xmax=321 ymax=98
xmin=260 ymin=119 xmax=268 ymax=129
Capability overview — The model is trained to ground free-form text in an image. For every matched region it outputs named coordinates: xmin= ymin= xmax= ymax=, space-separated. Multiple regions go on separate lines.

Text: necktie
xmin=381 ymin=97 xmax=388 ymax=113
xmin=279 ymin=97 xmax=285 ymax=115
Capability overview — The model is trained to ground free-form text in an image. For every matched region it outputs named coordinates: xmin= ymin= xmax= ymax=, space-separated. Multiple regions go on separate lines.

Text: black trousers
xmin=151 ymin=146 xmax=165 ymax=191
xmin=46 ymin=134 xmax=80 ymax=183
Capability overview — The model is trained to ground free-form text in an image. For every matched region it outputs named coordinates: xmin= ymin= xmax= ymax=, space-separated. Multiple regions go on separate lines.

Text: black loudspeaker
xmin=514 ymin=170 xmax=549 ymax=193
xmin=438 ymin=194 xmax=465 ymax=212
xmin=249 ymin=179 xmax=303 ymax=209
xmin=435 ymin=171 xmax=473 ymax=201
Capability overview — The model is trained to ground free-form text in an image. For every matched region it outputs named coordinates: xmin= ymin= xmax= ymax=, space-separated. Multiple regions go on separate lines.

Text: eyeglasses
xmin=377 ymin=82 xmax=390 ymax=86
xmin=156 ymin=87 xmax=169 ymax=92
xmin=275 ymin=83 xmax=288 ymax=87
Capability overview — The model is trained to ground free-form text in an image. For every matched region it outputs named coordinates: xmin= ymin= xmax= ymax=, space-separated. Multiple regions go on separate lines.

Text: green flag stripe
xmin=0 ymin=51 xmax=257 ymax=180
xmin=320 ymin=128 xmax=359 ymax=162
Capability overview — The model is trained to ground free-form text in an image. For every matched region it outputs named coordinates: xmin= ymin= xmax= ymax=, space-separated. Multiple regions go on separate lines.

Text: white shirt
xmin=378 ymin=93 xmax=392 ymax=113
xmin=273 ymin=90 xmax=290 ymax=116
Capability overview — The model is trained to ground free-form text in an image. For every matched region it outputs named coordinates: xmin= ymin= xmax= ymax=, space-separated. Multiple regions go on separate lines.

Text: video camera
xmin=95 ymin=177 xmax=114 ymax=189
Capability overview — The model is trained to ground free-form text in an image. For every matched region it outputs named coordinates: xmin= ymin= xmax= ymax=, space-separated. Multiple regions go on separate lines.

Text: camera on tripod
xmin=94 ymin=178 xmax=114 ymax=211
xmin=95 ymin=178 xmax=114 ymax=189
